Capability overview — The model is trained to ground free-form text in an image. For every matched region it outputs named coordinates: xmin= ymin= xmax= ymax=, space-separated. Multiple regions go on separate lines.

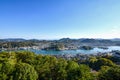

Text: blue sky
xmin=0 ymin=0 xmax=120 ymax=39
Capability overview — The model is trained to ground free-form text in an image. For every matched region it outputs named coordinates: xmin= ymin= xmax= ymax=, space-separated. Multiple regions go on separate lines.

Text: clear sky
xmin=0 ymin=0 xmax=120 ymax=39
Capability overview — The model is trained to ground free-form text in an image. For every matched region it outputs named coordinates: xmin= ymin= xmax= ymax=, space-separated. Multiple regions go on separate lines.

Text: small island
xmin=80 ymin=46 xmax=93 ymax=50
xmin=42 ymin=43 xmax=65 ymax=51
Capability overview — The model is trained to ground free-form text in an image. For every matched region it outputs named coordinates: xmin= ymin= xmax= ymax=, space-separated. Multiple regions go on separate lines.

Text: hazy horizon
xmin=1 ymin=37 xmax=120 ymax=40
xmin=0 ymin=0 xmax=120 ymax=39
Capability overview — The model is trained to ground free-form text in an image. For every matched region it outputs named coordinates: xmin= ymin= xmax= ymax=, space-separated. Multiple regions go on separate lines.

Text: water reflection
xmin=29 ymin=46 xmax=120 ymax=55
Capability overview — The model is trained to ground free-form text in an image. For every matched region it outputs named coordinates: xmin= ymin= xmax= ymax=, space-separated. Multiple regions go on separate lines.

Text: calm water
xmin=29 ymin=46 xmax=120 ymax=55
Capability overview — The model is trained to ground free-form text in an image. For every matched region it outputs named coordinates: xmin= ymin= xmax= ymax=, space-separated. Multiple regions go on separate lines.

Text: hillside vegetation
xmin=0 ymin=51 xmax=120 ymax=80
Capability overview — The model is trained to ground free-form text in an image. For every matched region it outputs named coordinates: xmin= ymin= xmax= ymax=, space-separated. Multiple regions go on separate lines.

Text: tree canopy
xmin=0 ymin=51 xmax=119 ymax=80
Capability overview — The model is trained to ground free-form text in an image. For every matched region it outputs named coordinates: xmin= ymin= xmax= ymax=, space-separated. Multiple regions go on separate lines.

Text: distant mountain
xmin=58 ymin=38 xmax=114 ymax=46
xmin=0 ymin=38 xmax=120 ymax=46
xmin=111 ymin=38 xmax=120 ymax=41
xmin=81 ymin=39 xmax=98 ymax=43
xmin=27 ymin=39 xmax=40 ymax=43
xmin=29 ymin=39 xmax=39 ymax=41
xmin=0 ymin=38 xmax=120 ymax=48
xmin=0 ymin=38 xmax=26 ymax=42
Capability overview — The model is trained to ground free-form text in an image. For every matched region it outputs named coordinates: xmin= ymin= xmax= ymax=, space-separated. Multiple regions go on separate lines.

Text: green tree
xmin=98 ymin=66 xmax=120 ymax=80
xmin=0 ymin=61 xmax=14 ymax=80
xmin=34 ymin=55 xmax=57 ymax=80
xmin=88 ymin=58 xmax=114 ymax=71
xmin=51 ymin=59 xmax=68 ymax=80
xmin=13 ymin=62 xmax=38 ymax=80
xmin=16 ymin=51 xmax=35 ymax=64
xmin=67 ymin=61 xmax=94 ymax=80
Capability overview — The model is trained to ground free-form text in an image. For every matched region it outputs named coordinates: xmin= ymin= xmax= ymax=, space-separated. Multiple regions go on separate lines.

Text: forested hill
xmin=0 ymin=38 xmax=120 ymax=49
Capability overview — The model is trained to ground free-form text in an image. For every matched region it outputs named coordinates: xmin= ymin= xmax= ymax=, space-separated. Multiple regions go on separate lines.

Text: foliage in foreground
xmin=0 ymin=51 xmax=120 ymax=80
